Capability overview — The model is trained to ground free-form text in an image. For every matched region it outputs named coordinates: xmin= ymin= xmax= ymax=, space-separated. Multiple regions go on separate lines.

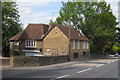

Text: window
xmin=87 ymin=42 xmax=89 ymax=49
xmin=40 ymin=49 xmax=42 ymax=52
xmin=26 ymin=40 xmax=36 ymax=47
xmin=14 ymin=41 xmax=19 ymax=45
xmin=83 ymin=41 xmax=86 ymax=49
xmin=83 ymin=52 xmax=86 ymax=56
xmin=73 ymin=40 xmax=75 ymax=49
xmin=77 ymin=40 xmax=80 ymax=49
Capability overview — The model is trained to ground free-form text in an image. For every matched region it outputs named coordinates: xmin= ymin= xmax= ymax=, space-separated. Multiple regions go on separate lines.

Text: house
xmin=9 ymin=21 xmax=90 ymax=60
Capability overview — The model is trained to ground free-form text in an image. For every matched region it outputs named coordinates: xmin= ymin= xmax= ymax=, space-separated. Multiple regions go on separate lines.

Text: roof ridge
xmin=28 ymin=23 xmax=49 ymax=26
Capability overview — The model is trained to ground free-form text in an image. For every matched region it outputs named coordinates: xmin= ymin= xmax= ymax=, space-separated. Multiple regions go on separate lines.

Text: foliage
xmin=112 ymin=45 xmax=119 ymax=52
xmin=115 ymin=27 xmax=120 ymax=45
xmin=56 ymin=0 xmax=117 ymax=55
xmin=2 ymin=2 xmax=22 ymax=56
xmin=13 ymin=50 xmax=19 ymax=56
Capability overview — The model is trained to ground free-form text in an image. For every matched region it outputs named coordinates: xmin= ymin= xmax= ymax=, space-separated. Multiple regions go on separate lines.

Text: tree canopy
xmin=2 ymin=2 xmax=22 ymax=56
xmin=56 ymin=0 xmax=117 ymax=55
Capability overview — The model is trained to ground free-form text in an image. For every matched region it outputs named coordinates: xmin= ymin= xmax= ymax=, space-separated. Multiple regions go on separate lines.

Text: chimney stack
xmin=49 ymin=20 xmax=52 ymax=29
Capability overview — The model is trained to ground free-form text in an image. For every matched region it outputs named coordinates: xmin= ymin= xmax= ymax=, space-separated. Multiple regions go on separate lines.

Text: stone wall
xmin=10 ymin=55 xmax=68 ymax=67
xmin=70 ymin=40 xmax=90 ymax=60
xmin=43 ymin=26 xmax=69 ymax=54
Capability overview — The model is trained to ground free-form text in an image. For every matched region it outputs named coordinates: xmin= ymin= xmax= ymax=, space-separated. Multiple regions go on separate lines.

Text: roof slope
xmin=10 ymin=31 xmax=23 ymax=41
xmin=10 ymin=23 xmax=89 ymax=41
xmin=10 ymin=24 xmax=49 ymax=41
xmin=55 ymin=24 xmax=89 ymax=41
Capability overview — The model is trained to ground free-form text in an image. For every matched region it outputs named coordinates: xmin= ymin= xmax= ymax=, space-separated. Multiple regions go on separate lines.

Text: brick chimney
xmin=49 ymin=20 xmax=52 ymax=29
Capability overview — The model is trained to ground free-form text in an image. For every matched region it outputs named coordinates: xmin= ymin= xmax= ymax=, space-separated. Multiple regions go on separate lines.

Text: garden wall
xmin=10 ymin=55 xmax=68 ymax=67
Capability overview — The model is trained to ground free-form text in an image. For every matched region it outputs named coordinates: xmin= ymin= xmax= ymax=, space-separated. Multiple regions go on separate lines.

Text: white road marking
xmin=57 ymin=75 xmax=69 ymax=78
xmin=77 ymin=68 xmax=92 ymax=73
xmin=96 ymin=64 xmax=104 ymax=67
xmin=107 ymin=59 xmax=118 ymax=64
xmin=107 ymin=62 xmax=111 ymax=64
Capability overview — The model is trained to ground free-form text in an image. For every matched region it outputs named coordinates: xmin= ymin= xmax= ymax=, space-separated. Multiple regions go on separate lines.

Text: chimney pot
xmin=49 ymin=20 xmax=52 ymax=29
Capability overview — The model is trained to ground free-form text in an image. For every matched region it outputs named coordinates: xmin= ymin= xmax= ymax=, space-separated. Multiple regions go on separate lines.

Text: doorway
xmin=74 ymin=53 xmax=78 ymax=58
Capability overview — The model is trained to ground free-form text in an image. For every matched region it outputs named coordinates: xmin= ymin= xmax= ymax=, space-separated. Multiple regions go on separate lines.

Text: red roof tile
xmin=10 ymin=23 xmax=89 ymax=41
xmin=55 ymin=24 xmax=89 ymax=41
xmin=10 ymin=24 xmax=49 ymax=41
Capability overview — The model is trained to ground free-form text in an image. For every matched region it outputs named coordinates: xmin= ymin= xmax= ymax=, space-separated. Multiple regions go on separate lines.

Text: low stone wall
xmin=10 ymin=55 xmax=68 ymax=67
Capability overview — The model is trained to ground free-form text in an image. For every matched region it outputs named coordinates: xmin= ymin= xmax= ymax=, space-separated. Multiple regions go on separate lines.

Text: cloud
xmin=105 ymin=0 xmax=119 ymax=21
xmin=19 ymin=10 xmax=57 ymax=29
xmin=22 ymin=16 xmax=57 ymax=29
xmin=17 ymin=0 xmax=119 ymax=29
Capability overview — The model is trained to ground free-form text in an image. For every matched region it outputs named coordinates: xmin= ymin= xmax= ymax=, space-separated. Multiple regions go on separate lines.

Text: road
xmin=2 ymin=59 xmax=118 ymax=80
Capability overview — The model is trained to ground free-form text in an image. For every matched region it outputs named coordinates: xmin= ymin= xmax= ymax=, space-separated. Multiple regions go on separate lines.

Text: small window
xmin=77 ymin=40 xmax=80 ymax=49
xmin=87 ymin=42 xmax=89 ymax=49
xmin=40 ymin=49 xmax=42 ymax=52
xmin=83 ymin=52 xmax=86 ymax=56
xmin=26 ymin=40 xmax=36 ymax=48
xmin=14 ymin=41 xmax=19 ymax=45
xmin=73 ymin=40 xmax=75 ymax=49
xmin=83 ymin=41 xmax=86 ymax=49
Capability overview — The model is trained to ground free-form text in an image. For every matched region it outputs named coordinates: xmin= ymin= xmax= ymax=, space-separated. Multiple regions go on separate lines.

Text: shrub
xmin=13 ymin=50 xmax=19 ymax=56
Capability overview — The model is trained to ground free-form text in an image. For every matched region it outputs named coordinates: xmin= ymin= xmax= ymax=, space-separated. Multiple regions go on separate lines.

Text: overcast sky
xmin=16 ymin=0 xmax=120 ymax=29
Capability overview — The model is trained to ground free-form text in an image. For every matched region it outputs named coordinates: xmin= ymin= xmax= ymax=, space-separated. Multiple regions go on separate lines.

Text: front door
xmin=74 ymin=53 xmax=78 ymax=58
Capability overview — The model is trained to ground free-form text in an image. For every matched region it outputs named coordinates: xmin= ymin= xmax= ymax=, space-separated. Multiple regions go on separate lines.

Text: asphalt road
xmin=2 ymin=59 xmax=118 ymax=79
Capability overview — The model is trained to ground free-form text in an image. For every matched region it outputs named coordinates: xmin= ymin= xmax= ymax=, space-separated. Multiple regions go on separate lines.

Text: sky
xmin=16 ymin=0 xmax=120 ymax=29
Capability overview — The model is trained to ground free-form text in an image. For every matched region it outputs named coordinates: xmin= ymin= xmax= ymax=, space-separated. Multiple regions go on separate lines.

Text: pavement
xmin=2 ymin=58 xmax=119 ymax=79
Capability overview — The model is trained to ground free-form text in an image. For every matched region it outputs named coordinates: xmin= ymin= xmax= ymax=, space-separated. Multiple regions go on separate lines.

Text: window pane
xmin=83 ymin=41 xmax=86 ymax=49
xmin=77 ymin=40 xmax=79 ymax=49
xmin=26 ymin=40 xmax=28 ymax=47
xmin=34 ymin=41 xmax=35 ymax=47
xmin=73 ymin=40 xmax=75 ymax=49
xmin=29 ymin=40 xmax=30 ymax=46
xmin=87 ymin=42 xmax=89 ymax=49
xmin=31 ymin=40 xmax=33 ymax=46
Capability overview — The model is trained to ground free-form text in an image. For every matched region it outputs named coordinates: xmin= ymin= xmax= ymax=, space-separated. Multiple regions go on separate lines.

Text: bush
xmin=112 ymin=45 xmax=119 ymax=52
xmin=13 ymin=50 xmax=19 ymax=56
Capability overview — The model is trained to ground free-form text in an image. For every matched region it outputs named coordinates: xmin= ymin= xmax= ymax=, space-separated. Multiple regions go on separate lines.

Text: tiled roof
xmin=9 ymin=31 xmax=23 ymax=41
xmin=10 ymin=23 xmax=89 ymax=41
xmin=10 ymin=24 xmax=49 ymax=41
xmin=55 ymin=24 xmax=89 ymax=41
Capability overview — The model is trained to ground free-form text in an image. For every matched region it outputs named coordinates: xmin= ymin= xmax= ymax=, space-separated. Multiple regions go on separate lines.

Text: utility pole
xmin=68 ymin=7 xmax=71 ymax=61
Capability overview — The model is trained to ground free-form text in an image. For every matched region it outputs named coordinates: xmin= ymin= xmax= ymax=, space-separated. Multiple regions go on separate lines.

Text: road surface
xmin=2 ymin=59 xmax=119 ymax=80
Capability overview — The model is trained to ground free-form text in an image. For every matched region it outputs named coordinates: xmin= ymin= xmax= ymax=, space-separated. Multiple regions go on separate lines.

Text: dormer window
xmin=26 ymin=40 xmax=36 ymax=48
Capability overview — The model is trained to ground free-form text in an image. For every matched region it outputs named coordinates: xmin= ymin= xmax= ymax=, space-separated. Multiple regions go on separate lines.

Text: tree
xmin=56 ymin=0 xmax=117 ymax=55
xmin=2 ymin=2 xmax=22 ymax=57
xmin=116 ymin=27 xmax=120 ymax=43
xmin=112 ymin=45 xmax=119 ymax=52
